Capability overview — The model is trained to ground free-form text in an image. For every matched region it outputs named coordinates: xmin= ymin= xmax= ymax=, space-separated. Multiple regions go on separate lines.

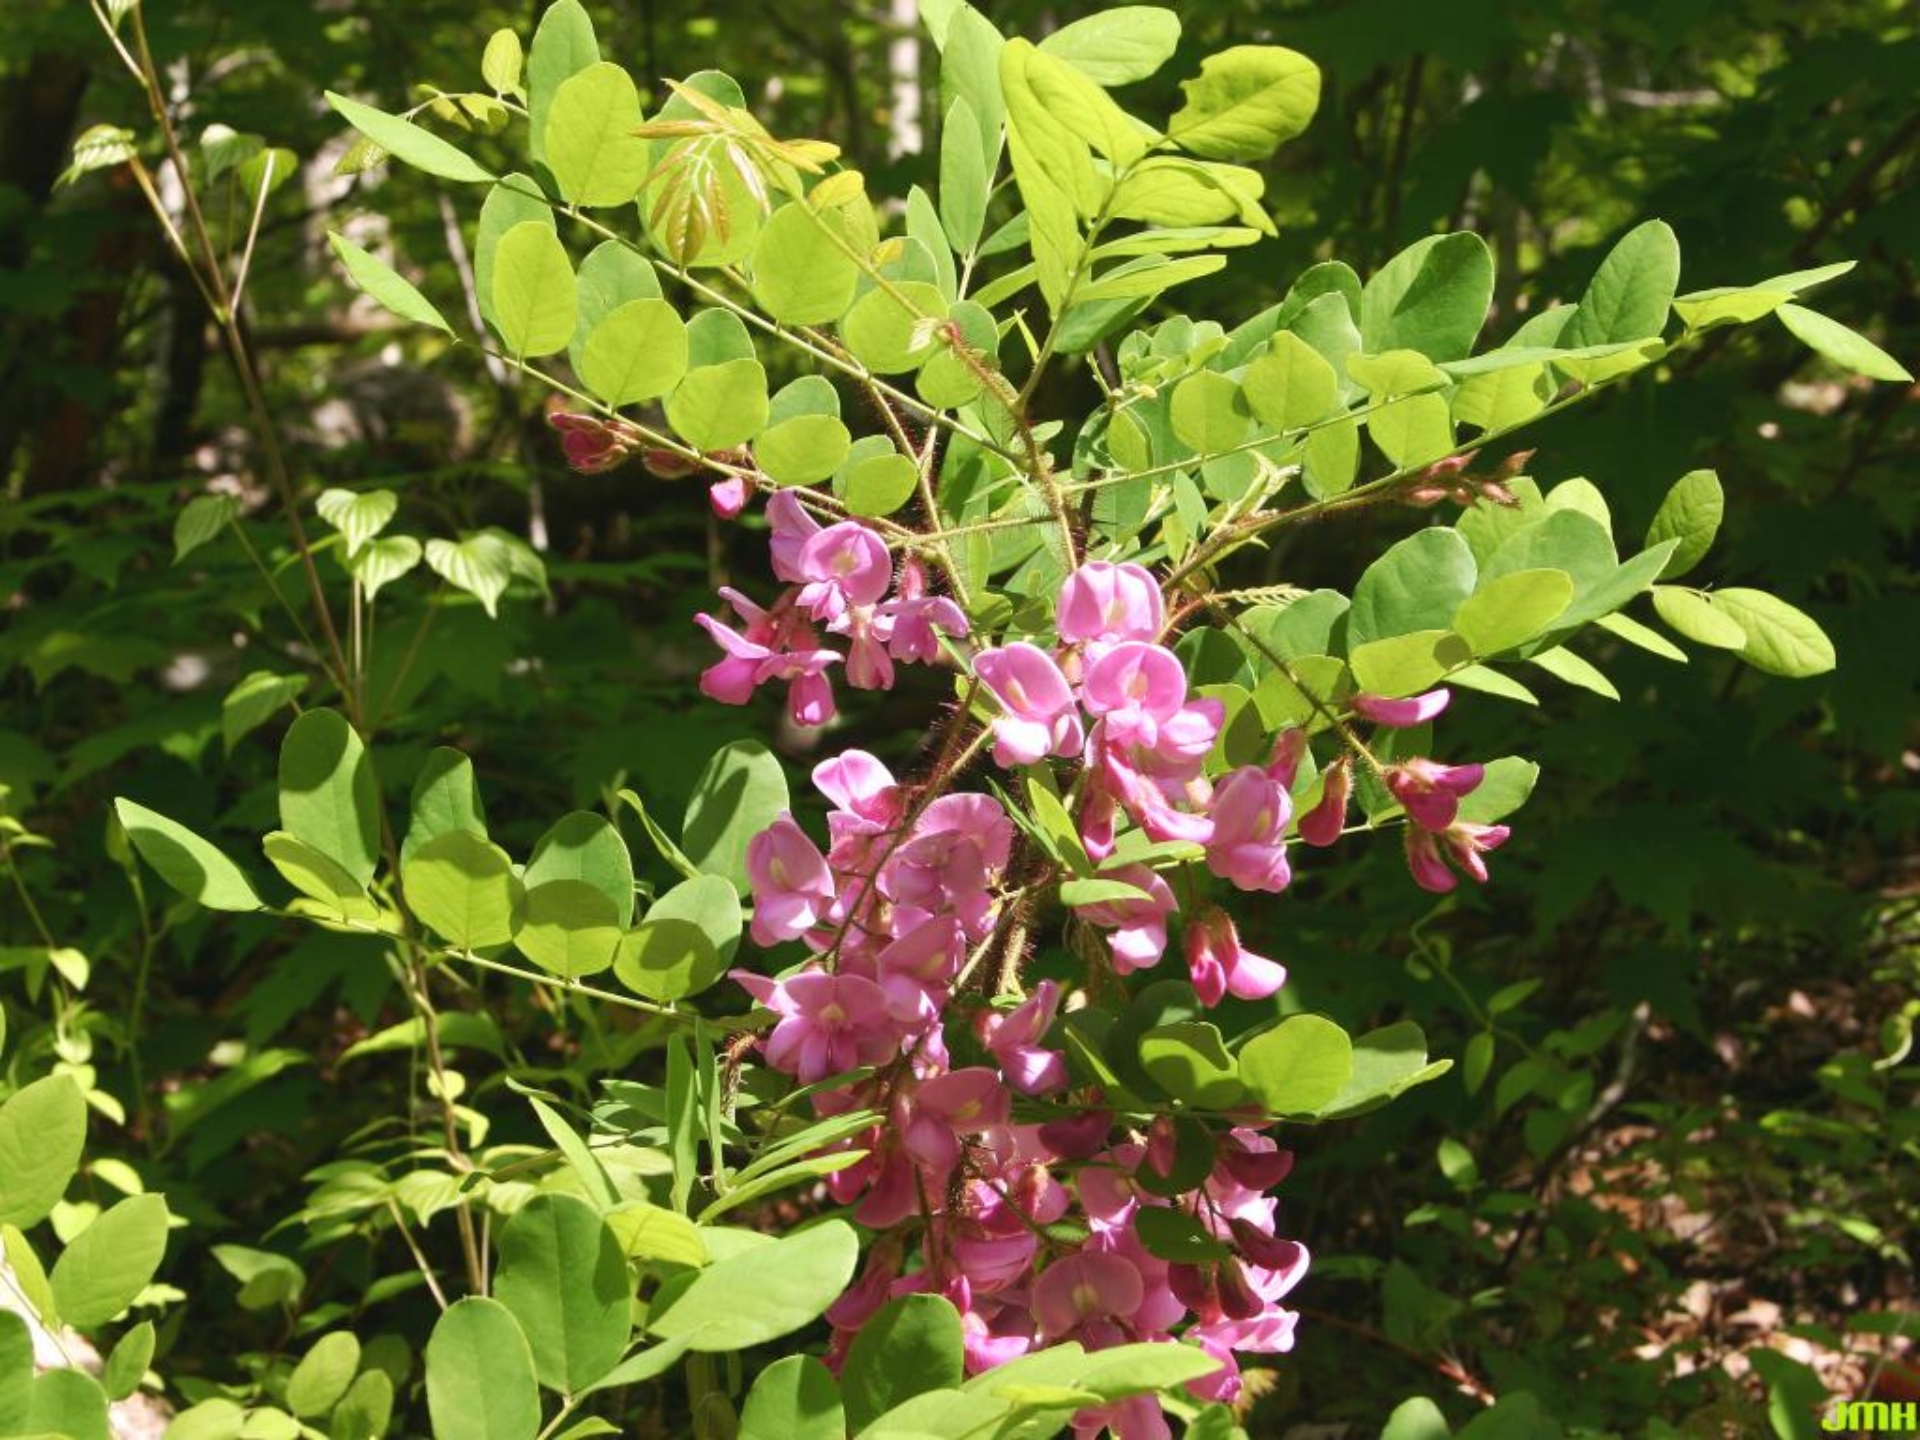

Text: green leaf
xmin=605 ymin=1202 xmax=707 ymax=1268
xmin=492 ymin=221 xmax=577 ymax=358
xmin=1242 ymin=331 xmax=1337 ymax=430
xmin=1320 ymin=1021 xmax=1452 ymax=1118
xmin=324 ymin=92 xmax=493 ymax=183
xmin=841 ymin=451 xmax=920 ymax=518
xmin=1349 ymin=630 xmax=1471 ymax=698
xmin=1168 ymin=45 xmax=1321 ymax=161
xmin=1360 ymin=233 xmax=1494 ymax=362
xmin=0 ymin=1076 xmax=86 ymax=1229
xmin=740 ymin=1356 xmax=844 ymax=1440
xmin=286 ymin=1332 xmax=361 ymax=1418
xmin=1038 ymin=6 xmax=1180 ymax=85
xmin=759 ymin=415 xmax=853 ymax=486
xmin=316 ymin=487 xmax=398 ymax=557
xmin=405 ymin=830 xmax=520 ymax=950
xmin=1596 ymin=611 xmax=1687 ymax=662
xmin=527 ymin=0 xmax=599 ymax=167
xmin=1776 ymin=303 xmax=1912 ymax=382
xmin=515 ymin=879 xmax=621 ymax=979
xmin=1169 ymin=370 xmax=1251 ymax=455
xmin=842 ymin=1295 xmax=964 ymax=1431
xmin=483 ymin=30 xmax=525 ymax=97
xmin=1528 ymin=646 xmax=1619 ymax=700
xmin=1672 ymin=284 xmax=1792 ymax=332
xmin=751 ymin=204 xmax=860 ymax=325
xmin=113 ymin=799 xmax=263 ymax=912
xmin=18 ymin=1366 xmax=111 ymax=1440
xmin=1709 ymin=588 xmax=1837 ymax=678
xmin=1563 ymin=219 xmax=1680 ymax=347
xmin=938 ymin=99 xmax=989 ymax=254
xmin=841 ymin=281 xmax=949 ymax=374
xmin=1650 ymin=586 xmax=1746 ymax=650
xmin=278 ymin=709 xmax=382 ymax=889
xmin=102 ymin=1320 xmax=155 ymax=1403
xmin=50 ymin=1193 xmax=169 ymax=1328
xmin=649 ymin=1220 xmax=858 ymax=1351
xmin=426 ymin=1298 xmax=541 ymax=1440
xmin=331 ymin=1370 xmax=395 ymax=1440
xmin=262 ymin=832 xmax=378 ymax=923
xmin=1349 ymin=529 xmax=1478 ymax=649
xmin=666 ymin=358 xmax=770 ymax=449
xmin=1139 ymin=1022 xmax=1248 ymax=1109
xmin=1059 ymin=877 xmax=1154 ymax=907
xmin=405 ymin=748 xmax=489 ymax=864
xmin=570 ymin=240 xmax=661 ymax=369
xmin=347 ymin=534 xmax=424 ymax=602
xmin=174 ymin=493 xmax=238 ymax=562
xmin=1238 ymin=1014 xmax=1354 ymax=1115
xmin=681 ymin=741 xmax=790 ymax=893
xmin=617 ymin=874 xmax=741 ymax=1002
xmin=1457 ymin=757 xmax=1540 ymax=825
xmin=1383 ymin=1396 xmax=1453 ymax=1440
xmin=1134 ymin=1207 xmax=1234 ymax=1263
xmin=526 ymin=813 xmax=634 ymax=926
xmin=327 ymin=233 xmax=454 ymax=335
xmin=546 ymin=62 xmax=649 ymax=207
xmin=578 ymin=299 xmax=688 ymax=406
xmin=1645 ymin=468 xmax=1724 ymax=579
xmin=1 ymin=1223 xmax=56 ymax=1332
xmin=477 ymin=177 xmax=555 ymax=334
xmin=1451 ymin=570 xmax=1574 ymax=656
xmin=494 ymin=1195 xmax=631 ymax=1395
xmin=425 ymin=531 xmax=529 ymax=617
xmin=221 ymin=671 xmax=306 ymax=754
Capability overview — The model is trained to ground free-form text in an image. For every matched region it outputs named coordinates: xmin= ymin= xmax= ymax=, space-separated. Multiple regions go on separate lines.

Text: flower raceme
xmin=714 ymin=552 xmax=1513 ymax=1432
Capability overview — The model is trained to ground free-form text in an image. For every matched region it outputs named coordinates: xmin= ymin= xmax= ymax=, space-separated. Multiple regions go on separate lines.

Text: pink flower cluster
xmin=725 ymin=561 xmax=1520 ymax=1435
xmin=696 ymin=493 xmax=969 ymax=727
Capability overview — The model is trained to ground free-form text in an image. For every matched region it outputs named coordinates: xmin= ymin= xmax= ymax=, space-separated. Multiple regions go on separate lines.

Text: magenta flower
xmin=797 ymin=521 xmax=893 ymax=621
xmin=745 ymin=814 xmax=837 ymax=944
xmin=1080 ymin=642 xmax=1190 ymax=739
xmin=902 ymin=1067 xmax=1011 ymax=1174
xmin=977 ymin=980 xmax=1068 ymax=1094
xmin=1407 ymin=821 xmax=1511 ymax=892
xmin=974 ymin=643 xmax=1087 ymax=767
xmin=765 ymin=489 xmax=820 ymax=583
xmin=1296 ymin=755 xmax=1352 ymax=847
xmin=1074 ymin=864 xmax=1178 ymax=973
xmin=707 ymin=475 xmax=749 ymax=518
xmin=1032 ymin=1250 xmax=1144 ymax=1345
xmin=1204 ymin=765 xmax=1293 ymax=894
xmin=1351 ymin=687 xmax=1451 ymax=727
xmin=813 ymin=750 xmax=902 ymax=828
xmin=1057 ymin=561 xmax=1165 ymax=649
xmin=879 ymin=557 xmax=970 ymax=663
xmin=1184 ymin=909 xmax=1287 ymax=1006
xmin=1386 ymin=757 xmax=1485 ymax=831
xmin=730 ymin=967 xmax=896 ymax=1082
xmin=548 ymin=411 xmax=641 ymax=473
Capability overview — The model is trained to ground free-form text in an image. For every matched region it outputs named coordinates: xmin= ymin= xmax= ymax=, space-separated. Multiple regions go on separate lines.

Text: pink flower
xmin=1351 ymin=688 xmax=1450 ymax=727
xmin=766 ymin=490 xmax=820 ymax=583
xmin=813 ymin=750 xmax=902 ymax=828
xmin=1406 ymin=821 xmax=1511 ymax=893
xmin=1057 ymin=561 xmax=1165 ymax=650
xmin=1386 ymin=757 xmax=1485 ymax=832
xmin=1074 ymin=864 xmax=1178 ymax=972
xmin=1032 ymin=1250 xmax=1144 ymax=1345
xmin=974 ymin=643 xmax=1087 ymax=767
xmin=798 ymin=521 xmax=893 ymax=621
xmin=1297 ymin=755 xmax=1352 ymax=847
xmin=1204 ymin=765 xmax=1293 ymax=894
xmin=708 ymin=475 xmax=749 ymax=518
xmin=548 ymin=411 xmax=640 ymax=473
xmin=880 ymin=558 xmax=970 ymax=663
xmin=730 ymin=968 xmax=896 ymax=1082
xmin=745 ymin=814 xmax=836 ymax=944
xmin=1080 ymin=643 xmax=1190 ymax=740
xmin=902 ymin=1067 xmax=1011 ymax=1174
xmin=1185 ymin=909 xmax=1286 ymax=1005
xmin=978 ymin=980 xmax=1068 ymax=1094
xmin=693 ymin=589 xmax=842 ymax=727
